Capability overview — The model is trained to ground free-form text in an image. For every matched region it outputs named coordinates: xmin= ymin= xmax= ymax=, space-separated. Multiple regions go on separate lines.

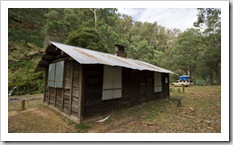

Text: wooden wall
xmin=161 ymin=73 xmax=170 ymax=98
xmin=83 ymin=64 xmax=103 ymax=118
xmin=44 ymin=59 xmax=81 ymax=121
xmin=83 ymin=65 xmax=170 ymax=119
xmin=44 ymin=61 xmax=169 ymax=120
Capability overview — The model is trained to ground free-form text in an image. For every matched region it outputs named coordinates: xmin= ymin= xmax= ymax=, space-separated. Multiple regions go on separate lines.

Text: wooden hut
xmin=35 ymin=41 xmax=174 ymax=123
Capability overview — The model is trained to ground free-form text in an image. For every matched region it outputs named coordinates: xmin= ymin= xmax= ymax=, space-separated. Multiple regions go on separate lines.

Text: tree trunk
xmin=215 ymin=63 xmax=221 ymax=85
xmin=90 ymin=8 xmax=97 ymax=27
xmin=209 ymin=71 xmax=214 ymax=85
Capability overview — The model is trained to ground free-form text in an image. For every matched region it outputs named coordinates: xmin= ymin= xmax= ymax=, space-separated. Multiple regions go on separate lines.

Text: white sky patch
xmin=117 ymin=8 xmax=198 ymax=31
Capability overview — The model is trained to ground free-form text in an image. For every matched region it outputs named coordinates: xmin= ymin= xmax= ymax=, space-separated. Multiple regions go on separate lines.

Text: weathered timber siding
xmin=146 ymin=71 xmax=155 ymax=101
xmin=140 ymin=71 xmax=147 ymax=103
xmin=71 ymin=62 xmax=80 ymax=116
xmin=44 ymin=58 xmax=81 ymax=122
xmin=130 ymin=70 xmax=140 ymax=107
xmin=63 ymin=60 xmax=72 ymax=114
xmin=120 ymin=68 xmax=131 ymax=108
xmin=161 ymin=73 xmax=169 ymax=98
xmin=83 ymin=66 xmax=170 ymax=119
xmin=44 ymin=61 xmax=169 ymax=120
xmin=83 ymin=64 xmax=103 ymax=118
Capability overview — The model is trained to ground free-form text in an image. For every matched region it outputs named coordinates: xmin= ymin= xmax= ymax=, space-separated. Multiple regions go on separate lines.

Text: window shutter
xmin=48 ymin=63 xmax=55 ymax=87
xmin=103 ymin=66 xmax=122 ymax=100
xmin=55 ymin=61 xmax=64 ymax=88
xmin=102 ymin=90 xmax=113 ymax=100
xmin=165 ymin=77 xmax=168 ymax=83
xmin=113 ymin=67 xmax=122 ymax=89
xmin=112 ymin=67 xmax=122 ymax=98
xmin=103 ymin=65 xmax=114 ymax=89
xmin=154 ymin=72 xmax=162 ymax=92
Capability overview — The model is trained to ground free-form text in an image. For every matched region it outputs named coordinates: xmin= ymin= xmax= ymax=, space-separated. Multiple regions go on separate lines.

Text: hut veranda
xmin=35 ymin=41 xmax=174 ymax=123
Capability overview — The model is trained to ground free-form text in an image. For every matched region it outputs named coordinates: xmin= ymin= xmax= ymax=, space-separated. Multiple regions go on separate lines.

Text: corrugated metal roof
xmin=37 ymin=41 xmax=174 ymax=74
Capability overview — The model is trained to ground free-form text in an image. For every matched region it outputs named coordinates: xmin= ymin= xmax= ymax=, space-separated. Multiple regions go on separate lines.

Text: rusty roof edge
xmin=133 ymin=59 xmax=175 ymax=74
xmin=50 ymin=41 xmax=175 ymax=74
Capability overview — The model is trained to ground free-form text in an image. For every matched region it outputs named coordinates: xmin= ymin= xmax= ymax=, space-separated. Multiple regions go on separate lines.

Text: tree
xmin=96 ymin=8 xmax=119 ymax=53
xmin=194 ymin=8 xmax=221 ymax=85
xmin=90 ymin=8 xmax=97 ymax=27
xmin=65 ymin=27 xmax=108 ymax=53
xmin=171 ymin=28 xmax=202 ymax=83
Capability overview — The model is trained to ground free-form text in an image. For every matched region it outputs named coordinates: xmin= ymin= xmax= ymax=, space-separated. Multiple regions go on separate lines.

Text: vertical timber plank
xmin=69 ymin=60 xmax=74 ymax=114
xmin=80 ymin=65 xmax=85 ymax=121
xmin=61 ymin=89 xmax=64 ymax=110
xmin=54 ymin=88 xmax=57 ymax=107
xmin=78 ymin=65 xmax=83 ymax=120
xmin=61 ymin=61 xmax=66 ymax=111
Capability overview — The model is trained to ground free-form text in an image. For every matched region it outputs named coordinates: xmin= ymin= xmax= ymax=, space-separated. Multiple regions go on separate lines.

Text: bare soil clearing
xmin=8 ymin=86 xmax=221 ymax=133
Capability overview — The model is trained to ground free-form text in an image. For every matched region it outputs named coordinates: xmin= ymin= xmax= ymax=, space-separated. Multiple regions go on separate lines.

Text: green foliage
xmin=8 ymin=8 xmax=47 ymax=47
xmin=65 ymin=27 xmax=108 ymax=52
xmin=8 ymin=8 xmax=221 ymax=95
xmin=177 ymin=88 xmax=181 ymax=93
xmin=194 ymin=8 xmax=221 ymax=85
xmin=171 ymin=28 xmax=202 ymax=82
xmin=169 ymin=88 xmax=175 ymax=93
xmin=75 ymin=122 xmax=91 ymax=133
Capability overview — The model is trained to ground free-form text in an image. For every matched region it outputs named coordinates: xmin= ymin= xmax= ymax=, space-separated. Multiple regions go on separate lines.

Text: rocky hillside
xmin=8 ymin=9 xmax=48 ymax=95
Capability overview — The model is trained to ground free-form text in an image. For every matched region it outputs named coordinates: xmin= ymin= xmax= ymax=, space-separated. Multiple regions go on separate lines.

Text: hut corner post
xmin=78 ymin=65 xmax=83 ymax=121
xmin=69 ymin=60 xmax=74 ymax=115
xmin=79 ymin=65 xmax=85 ymax=121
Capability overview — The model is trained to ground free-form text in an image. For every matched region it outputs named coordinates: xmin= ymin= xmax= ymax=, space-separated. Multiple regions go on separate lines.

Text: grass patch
xmin=65 ymin=119 xmax=92 ymax=133
xmin=8 ymin=105 xmax=76 ymax=133
xmin=75 ymin=122 xmax=91 ymax=133
xmin=8 ymin=86 xmax=221 ymax=133
xmin=8 ymin=99 xmax=43 ymax=112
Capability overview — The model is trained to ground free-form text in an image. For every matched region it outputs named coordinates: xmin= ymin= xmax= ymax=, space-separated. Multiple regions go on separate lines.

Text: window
xmin=47 ymin=61 xmax=64 ymax=88
xmin=165 ymin=77 xmax=168 ymax=83
xmin=102 ymin=65 xmax=122 ymax=100
xmin=154 ymin=72 xmax=162 ymax=92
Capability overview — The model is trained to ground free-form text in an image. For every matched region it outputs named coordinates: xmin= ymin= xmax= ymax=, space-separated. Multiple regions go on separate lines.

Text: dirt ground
xmin=8 ymin=86 xmax=221 ymax=133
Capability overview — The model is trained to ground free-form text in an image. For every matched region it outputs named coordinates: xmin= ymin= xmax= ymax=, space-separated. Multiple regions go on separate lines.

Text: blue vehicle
xmin=179 ymin=75 xmax=190 ymax=81
xmin=172 ymin=75 xmax=193 ymax=87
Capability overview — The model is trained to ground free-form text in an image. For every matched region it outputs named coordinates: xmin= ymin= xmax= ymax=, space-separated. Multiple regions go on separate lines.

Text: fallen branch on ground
xmin=188 ymin=107 xmax=194 ymax=111
xmin=184 ymin=115 xmax=195 ymax=119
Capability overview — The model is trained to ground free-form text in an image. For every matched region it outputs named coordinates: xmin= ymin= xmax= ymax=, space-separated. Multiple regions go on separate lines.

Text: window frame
xmin=102 ymin=65 xmax=122 ymax=100
xmin=47 ymin=60 xmax=64 ymax=88
xmin=154 ymin=72 xmax=162 ymax=92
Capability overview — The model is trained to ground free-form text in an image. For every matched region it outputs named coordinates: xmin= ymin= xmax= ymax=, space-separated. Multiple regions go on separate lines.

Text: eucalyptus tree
xmin=172 ymin=28 xmax=202 ymax=83
xmin=194 ymin=8 xmax=221 ymax=85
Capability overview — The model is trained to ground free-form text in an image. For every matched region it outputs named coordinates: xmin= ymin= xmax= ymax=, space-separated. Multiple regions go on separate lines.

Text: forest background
xmin=8 ymin=8 xmax=221 ymax=95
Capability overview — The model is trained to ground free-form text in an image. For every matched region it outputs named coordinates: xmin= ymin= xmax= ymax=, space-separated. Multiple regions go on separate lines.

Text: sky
xmin=117 ymin=8 xmax=198 ymax=32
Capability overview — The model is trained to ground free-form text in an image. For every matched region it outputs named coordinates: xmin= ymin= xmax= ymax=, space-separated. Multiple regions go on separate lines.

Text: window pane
xmin=103 ymin=65 xmax=113 ymax=89
xmin=165 ymin=77 xmax=168 ymax=83
xmin=102 ymin=65 xmax=122 ymax=100
xmin=55 ymin=61 xmax=64 ymax=88
xmin=48 ymin=63 xmax=55 ymax=87
xmin=154 ymin=72 xmax=162 ymax=92
xmin=113 ymin=67 xmax=122 ymax=88
xmin=102 ymin=90 xmax=113 ymax=100
xmin=112 ymin=89 xmax=122 ymax=98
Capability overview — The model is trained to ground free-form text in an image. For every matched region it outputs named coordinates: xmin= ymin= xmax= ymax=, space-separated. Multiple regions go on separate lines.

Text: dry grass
xmin=8 ymin=99 xmax=76 ymax=133
xmin=87 ymin=86 xmax=221 ymax=133
xmin=8 ymin=86 xmax=221 ymax=133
